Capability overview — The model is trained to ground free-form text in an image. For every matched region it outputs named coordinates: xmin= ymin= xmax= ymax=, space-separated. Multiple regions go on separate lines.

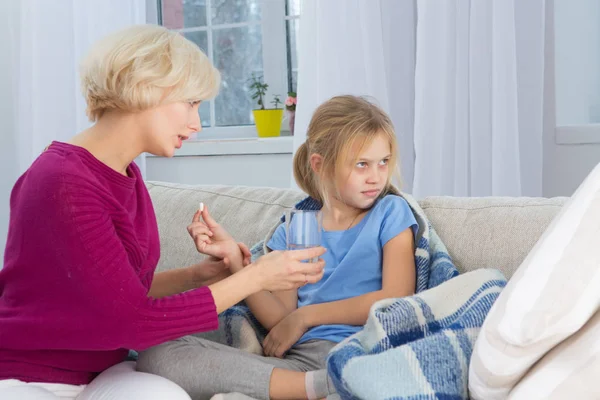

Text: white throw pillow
xmin=508 ymin=307 xmax=600 ymax=399
xmin=468 ymin=162 xmax=600 ymax=400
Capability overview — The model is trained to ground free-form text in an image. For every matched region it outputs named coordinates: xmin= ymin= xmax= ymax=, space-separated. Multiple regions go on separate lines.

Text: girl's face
xmin=332 ymin=134 xmax=392 ymax=210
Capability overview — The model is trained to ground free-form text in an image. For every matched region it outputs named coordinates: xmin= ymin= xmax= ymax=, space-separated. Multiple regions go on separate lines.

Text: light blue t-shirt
xmin=266 ymin=194 xmax=418 ymax=344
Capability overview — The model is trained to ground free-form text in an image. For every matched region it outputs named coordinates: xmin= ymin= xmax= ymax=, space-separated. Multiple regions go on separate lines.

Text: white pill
xmin=199 ymin=202 xmax=204 ymax=212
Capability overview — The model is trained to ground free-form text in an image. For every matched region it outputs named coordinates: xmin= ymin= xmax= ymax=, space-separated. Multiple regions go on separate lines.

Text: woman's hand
xmin=207 ymin=246 xmax=326 ymax=315
xmin=263 ymin=310 xmax=309 ymax=358
xmin=188 ymin=257 xmax=230 ymax=286
xmin=250 ymin=247 xmax=326 ymax=292
xmin=229 ymin=242 xmax=252 ymax=269
xmin=187 ymin=204 xmax=249 ymax=272
xmin=188 ymin=242 xmax=252 ymax=286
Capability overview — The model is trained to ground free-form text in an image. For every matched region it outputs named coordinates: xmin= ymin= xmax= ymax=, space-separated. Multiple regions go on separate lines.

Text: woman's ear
xmin=309 ymin=153 xmax=323 ymax=174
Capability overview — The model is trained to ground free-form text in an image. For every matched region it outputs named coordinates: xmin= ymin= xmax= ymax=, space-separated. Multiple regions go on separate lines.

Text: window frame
xmin=154 ymin=0 xmax=294 ymax=141
xmin=553 ymin=0 xmax=600 ymax=145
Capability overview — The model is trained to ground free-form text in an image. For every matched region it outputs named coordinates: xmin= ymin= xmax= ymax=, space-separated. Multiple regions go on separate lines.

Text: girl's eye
xmin=356 ymin=162 xmax=367 ymax=168
xmin=379 ymin=159 xmax=389 ymax=166
xmin=189 ymin=101 xmax=201 ymax=107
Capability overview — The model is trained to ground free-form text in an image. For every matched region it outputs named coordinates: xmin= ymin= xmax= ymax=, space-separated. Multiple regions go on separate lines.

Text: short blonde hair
xmin=293 ymin=95 xmax=400 ymax=205
xmin=80 ymin=24 xmax=220 ymax=121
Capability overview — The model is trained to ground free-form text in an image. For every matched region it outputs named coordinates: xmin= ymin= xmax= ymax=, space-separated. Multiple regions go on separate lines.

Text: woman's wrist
xmin=238 ymin=262 xmax=264 ymax=294
xmin=208 ymin=262 xmax=264 ymax=314
xmin=188 ymin=258 xmax=226 ymax=287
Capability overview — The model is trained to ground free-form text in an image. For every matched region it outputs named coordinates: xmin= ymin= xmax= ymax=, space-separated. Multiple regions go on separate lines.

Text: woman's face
xmin=139 ymin=101 xmax=202 ymax=157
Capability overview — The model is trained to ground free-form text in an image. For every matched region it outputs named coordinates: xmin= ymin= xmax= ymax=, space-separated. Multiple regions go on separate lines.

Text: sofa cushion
xmin=420 ymin=196 xmax=567 ymax=278
xmin=147 ymin=181 xmax=567 ymax=279
xmin=146 ymin=182 xmax=304 ymax=272
xmin=509 ymin=307 xmax=600 ymax=399
xmin=468 ymin=163 xmax=600 ymax=399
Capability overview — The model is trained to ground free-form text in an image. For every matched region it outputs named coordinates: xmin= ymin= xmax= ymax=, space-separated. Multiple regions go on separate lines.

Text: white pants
xmin=0 ymin=361 xmax=191 ymax=400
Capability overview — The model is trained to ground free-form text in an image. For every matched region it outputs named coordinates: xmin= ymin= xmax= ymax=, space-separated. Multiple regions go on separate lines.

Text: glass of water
xmin=286 ymin=209 xmax=323 ymax=262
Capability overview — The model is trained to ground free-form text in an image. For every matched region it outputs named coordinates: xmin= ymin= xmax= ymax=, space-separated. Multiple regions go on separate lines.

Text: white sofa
xmin=146 ymin=181 xmax=567 ymax=282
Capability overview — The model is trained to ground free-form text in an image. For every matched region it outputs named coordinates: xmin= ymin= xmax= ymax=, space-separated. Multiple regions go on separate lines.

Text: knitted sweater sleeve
xmin=46 ymin=173 xmax=218 ymax=351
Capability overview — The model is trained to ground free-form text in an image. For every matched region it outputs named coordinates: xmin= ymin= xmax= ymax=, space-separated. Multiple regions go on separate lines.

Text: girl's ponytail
xmin=292 ymin=142 xmax=322 ymax=203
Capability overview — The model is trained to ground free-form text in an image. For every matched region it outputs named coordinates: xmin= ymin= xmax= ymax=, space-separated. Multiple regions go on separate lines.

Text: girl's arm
xmin=295 ymin=228 xmax=415 ymax=328
xmin=245 ymin=222 xmax=300 ymax=330
xmin=244 ymin=288 xmax=298 ymax=330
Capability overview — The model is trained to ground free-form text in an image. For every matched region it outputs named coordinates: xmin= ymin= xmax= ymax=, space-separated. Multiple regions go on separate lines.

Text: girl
xmin=137 ymin=95 xmax=419 ymax=400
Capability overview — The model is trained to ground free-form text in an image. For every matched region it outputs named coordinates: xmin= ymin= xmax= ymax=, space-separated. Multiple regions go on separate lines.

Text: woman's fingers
xmin=190 ymin=224 xmax=212 ymax=236
xmin=238 ymin=243 xmax=252 ymax=267
xmin=305 ymin=268 xmax=325 ymax=284
xmin=200 ymin=204 xmax=219 ymax=228
xmin=195 ymin=236 xmax=211 ymax=246
xmin=189 ymin=225 xmax=214 ymax=248
xmin=189 ymin=225 xmax=213 ymax=242
xmin=187 ymin=223 xmax=213 ymax=245
xmin=287 ymin=246 xmax=326 ymax=261
xmin=187 ymin=221 xmax=211 ymax=233
xmin=238 ymin=242 xmax=251 ymax=258
xmin=191 ymin=209 xmax=201 ymax=223
xmin=256 ymin=250 xmax=327 ymax=292
xmin=292 ymin=258 xmax=326 ymax=275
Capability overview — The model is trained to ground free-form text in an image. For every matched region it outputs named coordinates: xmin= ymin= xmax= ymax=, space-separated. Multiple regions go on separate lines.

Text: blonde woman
xmin=0 ymin=24 xmax=325 ymax=400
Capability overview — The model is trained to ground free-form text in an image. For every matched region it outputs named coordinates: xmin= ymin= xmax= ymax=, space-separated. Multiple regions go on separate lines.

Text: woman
xmin=0 ymin=24 xmax=325 ymax=400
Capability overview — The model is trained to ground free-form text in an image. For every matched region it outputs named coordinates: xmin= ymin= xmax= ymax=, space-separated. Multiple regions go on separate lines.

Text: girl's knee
xmin=136 ymin=343 xmax=184 ymax=377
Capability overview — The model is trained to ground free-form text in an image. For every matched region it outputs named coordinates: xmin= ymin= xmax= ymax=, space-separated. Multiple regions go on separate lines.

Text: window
xmin=158 ymin=0 xmax=300 ymax=140
xmin=554 ymin=0 xmax=600 ymax=144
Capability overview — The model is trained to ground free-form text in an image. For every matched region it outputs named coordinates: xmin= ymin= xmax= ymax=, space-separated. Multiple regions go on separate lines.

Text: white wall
xmin=0 ymin=3 xmax=20 ymax=263
xmin=147 ymin=141 xmax=599 ymax=198
xmin=543 ymin=0 xmax=600 ymax=198
xmin=544 ymin=144 xmax=600 ymax=197
xmin=554 ymin=0 xmax=600 ymax=125
xmin=146 ymin=153 xmax=294 ymax=188
xmin=147 ymin=145 xmax=599 ymax=197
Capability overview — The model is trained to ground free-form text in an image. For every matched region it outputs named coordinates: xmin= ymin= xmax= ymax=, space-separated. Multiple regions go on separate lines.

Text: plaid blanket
xmin=326 ymin=268 xmax=506 ymax=400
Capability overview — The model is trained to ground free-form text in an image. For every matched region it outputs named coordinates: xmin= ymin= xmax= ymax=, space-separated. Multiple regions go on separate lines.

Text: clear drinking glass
xmin=285 ymin=210 xmax=323 ymax=262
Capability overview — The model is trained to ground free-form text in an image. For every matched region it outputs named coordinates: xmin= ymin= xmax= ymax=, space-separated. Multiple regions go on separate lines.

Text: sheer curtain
xmin=0 ymin=0 xmax=147 ymax=264
xmin=413 ymin=0 xmax=545 ymax=197
xmin=293 ymin=0 xmax=416 ymax=192
xmin=294 ymin=0 xmax=546 ymax=198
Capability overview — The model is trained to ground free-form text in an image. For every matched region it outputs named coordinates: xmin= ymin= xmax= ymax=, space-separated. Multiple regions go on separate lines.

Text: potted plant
xmin=285 ymin=92 xmax=297 ymax=135
xmin=248 ymin=73 xmax=283 ymax=138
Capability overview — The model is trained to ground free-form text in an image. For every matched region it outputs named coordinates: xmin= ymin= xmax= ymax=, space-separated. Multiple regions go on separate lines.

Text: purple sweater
xmin=0 ymin=142 xmax=218 ymax=384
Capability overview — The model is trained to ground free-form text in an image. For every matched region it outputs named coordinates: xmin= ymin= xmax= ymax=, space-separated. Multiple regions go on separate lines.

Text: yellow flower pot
xmin=253 ymin=109 xmax=283 ymax=138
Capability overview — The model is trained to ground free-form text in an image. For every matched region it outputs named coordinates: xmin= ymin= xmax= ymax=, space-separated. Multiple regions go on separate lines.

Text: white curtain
xmin=293 ymin=0 xmax=416 ymax=192
xmin=413 ymin=0 xmax=545 ymax=197
xmin=294 ymin=0 xmax=546 ymax=198
xmin=0 ymin=0 xmax=147 ymax=264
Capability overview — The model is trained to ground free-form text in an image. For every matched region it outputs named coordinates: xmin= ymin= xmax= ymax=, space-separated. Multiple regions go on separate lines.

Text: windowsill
xmin=556 ymin=125 xmax=600 ymax=144
xmin=147 ymin=136 xmax=295 ymax=157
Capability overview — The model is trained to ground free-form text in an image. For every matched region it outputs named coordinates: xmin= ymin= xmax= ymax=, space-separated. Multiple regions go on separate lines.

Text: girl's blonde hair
xmin=80 ymin=24 xmax=220 ymax=121
xmin=293 ymin=95 xmax=400 ymax=205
